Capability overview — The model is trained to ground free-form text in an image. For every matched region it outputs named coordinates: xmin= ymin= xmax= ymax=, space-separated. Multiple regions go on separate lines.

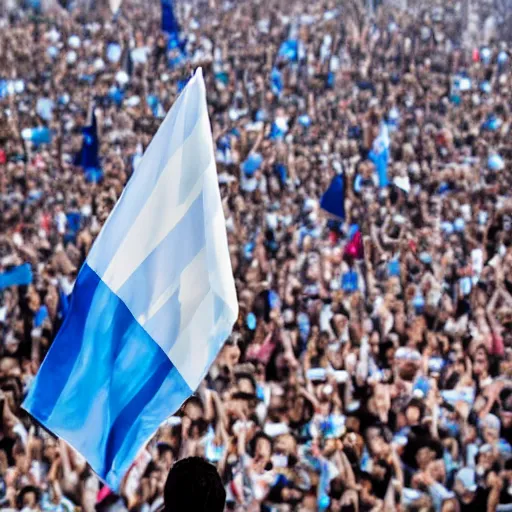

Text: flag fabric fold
xmin=23 ymin=68 xmax=238 ymax=491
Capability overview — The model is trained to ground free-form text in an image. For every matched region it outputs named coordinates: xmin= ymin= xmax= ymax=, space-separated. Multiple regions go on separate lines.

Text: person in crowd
xmin=163 ymin=456 xmax=226 ymax=512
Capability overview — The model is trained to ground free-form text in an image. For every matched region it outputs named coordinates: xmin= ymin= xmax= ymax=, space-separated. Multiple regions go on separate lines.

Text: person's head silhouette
xmin=164 ymin=457 xmax=226 ymax=512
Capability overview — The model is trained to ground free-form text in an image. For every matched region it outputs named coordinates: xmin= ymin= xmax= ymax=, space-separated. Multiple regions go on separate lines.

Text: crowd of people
xmin=1 ymin=0 xmax=512 ymax=510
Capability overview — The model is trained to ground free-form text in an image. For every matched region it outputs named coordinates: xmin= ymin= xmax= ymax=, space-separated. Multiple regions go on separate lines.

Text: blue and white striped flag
xmin=23 ymin=69 xmax=238 ymax=490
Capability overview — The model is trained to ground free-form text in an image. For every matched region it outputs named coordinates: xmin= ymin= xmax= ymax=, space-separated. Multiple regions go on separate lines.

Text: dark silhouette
xmin=164 ymin=457 xmax=226 ymax=512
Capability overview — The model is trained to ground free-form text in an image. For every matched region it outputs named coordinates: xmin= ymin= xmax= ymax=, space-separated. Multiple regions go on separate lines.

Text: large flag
xmin=320 ymin=174 xmax=345 ymax=220
xmin=369 ymin=122 xmax=390 ymax=188
xmin=23 ymin=69 xmax=238 ymax=490
xmin=0 ymin=263 xmax=33 ymax=290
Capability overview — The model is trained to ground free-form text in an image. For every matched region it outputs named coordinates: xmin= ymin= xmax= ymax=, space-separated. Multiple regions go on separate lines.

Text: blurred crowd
xmin=1 ymin=0 xmax=512 ymax=510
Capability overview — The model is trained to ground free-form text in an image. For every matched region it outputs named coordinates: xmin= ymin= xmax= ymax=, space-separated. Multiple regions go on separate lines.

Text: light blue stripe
xmin=23 ymin=264 xmax=192 ymax=490
xmin=116 ymin=190 xmax=205 ymax=320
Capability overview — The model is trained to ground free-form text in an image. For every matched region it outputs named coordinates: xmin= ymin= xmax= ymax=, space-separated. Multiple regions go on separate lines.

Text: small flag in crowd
xmin=270 ymin=67 xmax=283 ymax=96
xmin=23 ymin=69 xmax=238 ymax=490
xmin=161 ymin=0 xmax=187 ymax=67
xmin=75 ymin=109 xmax=103 ymax=183
xmin=344 ymin=226 xmax=364 ymax=260
xmin=341 ymin=270 xmax=359 ymax=292
xmin=369 ymin=122 xmax=390 ymax=188
xmin=0 ymin=263 xmax=33 ymax=290
xmin=161 ymin=0 xmax=180 ymax=38
xmin=320 ymin=174 xmax=345 ymax=220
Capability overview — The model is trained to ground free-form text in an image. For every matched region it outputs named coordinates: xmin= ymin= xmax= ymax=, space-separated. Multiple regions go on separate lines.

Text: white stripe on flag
xmin=98 ymin=114 xmax=212 ymax=293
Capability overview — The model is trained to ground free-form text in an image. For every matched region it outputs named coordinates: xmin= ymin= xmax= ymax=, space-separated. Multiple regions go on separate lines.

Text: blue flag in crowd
xmin=162 ymin=0 xmax=187 ymax=67
xmin=320 ymin=174 xmax=345 ymax=220
xmin=146 ymin=94 xmax=160 ymax=117
xmin=369 ymin=122 xmax=390 ymax=188
xmin=388 ymin=259 xmax=401 ymax=277
xmin=482 ymin=114 xmax=502 ymax=132
xmin=0 ymin=264 xmax=33 ymax=290
xmin=318 ymin=459 xmax=331 ymax=510
xmin=269 ymin=118 xmax=288 ymax=140
xmin=34 ymin=305 xmax=49 ymax=327
xmin=23 ymin=69 xmax=238 ymax=491
xmin=341 ymin=270 xmax=359 ymax=292
xmin=242 ymin=153 xmax=263 ymax=176
xmin=27 ymin=0 xmax=41 ymax=12
xmin=161 ymin=0 xmax=180 ymax=38
xmin=21 ymin=126 xmax=53 ymax=146
xmin=109 ymin=86 xmax=124 ymax=106
xmin=177 ymin=76 xmax=191 ymax=93
xmin=278 ymin=39 xmax=298 ymax=61
xmin=270 ymin=67 xmax=283 ymax=96
xmin=65 ymin=211 xmax=82 ymax=244
xmin=75 ymin=110 xmax=103 ymax=183
xmin=0 ymin=80 xmax=8 ymax=98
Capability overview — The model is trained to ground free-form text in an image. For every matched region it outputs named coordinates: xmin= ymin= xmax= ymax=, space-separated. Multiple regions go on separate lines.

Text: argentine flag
xmin=23 ymin=69 xmax=238 ymax=490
